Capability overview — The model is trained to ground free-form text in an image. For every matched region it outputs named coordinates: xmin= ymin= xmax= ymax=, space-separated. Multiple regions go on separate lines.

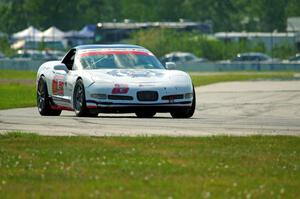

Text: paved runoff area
xmin=1 ymin=81 xmax=300 ymax=136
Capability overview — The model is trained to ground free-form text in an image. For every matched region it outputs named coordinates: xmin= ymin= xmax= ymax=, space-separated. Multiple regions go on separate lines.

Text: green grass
xmin=0 ymin=70 xmax=36 ymax=110
xmin=0 ymin=69 xmax=36 ymax=79
xmin=0 ymin=69 xmax=297 ymax=109
xmin=190 ymin=72 xmax=296 ymax=86
xmin=0 ymin=133 xmax=299 ymax=198
xmin=0 ymin=84 xmax=36 ymax=109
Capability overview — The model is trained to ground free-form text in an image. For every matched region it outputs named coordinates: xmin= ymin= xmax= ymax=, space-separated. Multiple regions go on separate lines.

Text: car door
xmin=51 ymin=65 xmax=70 ymax=107
xmin=62 ymin=49 xmax=83 ymax=109
xmin=51 ymin=49 xmax=77 ymax=108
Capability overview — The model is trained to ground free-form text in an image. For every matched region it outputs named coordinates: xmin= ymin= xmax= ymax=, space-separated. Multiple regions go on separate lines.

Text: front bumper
xmin=85 ymin=100 xmax=192 ymax=113
xmin=85 ymin=82 xmax=193 ymax=113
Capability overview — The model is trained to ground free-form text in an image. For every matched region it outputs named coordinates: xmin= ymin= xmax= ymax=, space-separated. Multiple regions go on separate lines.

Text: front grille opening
xmin=162 ymin=94 xmax=184 ymax=100
xmin=108 ymin=95 xmax=133 ymax=100
xmin=137 ymin=91 xmax=158 ymax=101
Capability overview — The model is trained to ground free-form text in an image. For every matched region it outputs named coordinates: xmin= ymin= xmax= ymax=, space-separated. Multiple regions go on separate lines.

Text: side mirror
xmin=54 ymin=64 xmax=69 ymax=72
xmin=165 ymin=62 xmax=176 ymax=70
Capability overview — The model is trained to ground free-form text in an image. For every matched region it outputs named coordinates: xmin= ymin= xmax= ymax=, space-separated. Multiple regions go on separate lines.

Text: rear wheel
xmin=37 ymin=76 xmax=61 ymax=116
xmin=73 ymin=79 xmax=98 ymax=117
xmin=170 ymin=86 xmax=196 ymax=118
xmin=135 ymin=111 xmax=156 ymax=118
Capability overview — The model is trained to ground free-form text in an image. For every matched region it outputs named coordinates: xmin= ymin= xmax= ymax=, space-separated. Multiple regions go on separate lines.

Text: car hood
xmin=85 ymin=69 xmax=191 ymax=86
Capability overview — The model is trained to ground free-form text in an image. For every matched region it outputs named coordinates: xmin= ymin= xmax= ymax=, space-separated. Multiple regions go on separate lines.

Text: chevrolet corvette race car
xmin=36 ymin=44 xmax=195 ymax=118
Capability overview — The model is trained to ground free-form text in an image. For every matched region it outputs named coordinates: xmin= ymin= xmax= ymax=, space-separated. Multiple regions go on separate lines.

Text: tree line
xmin=0 ymin=0 xmax=299 ymax=34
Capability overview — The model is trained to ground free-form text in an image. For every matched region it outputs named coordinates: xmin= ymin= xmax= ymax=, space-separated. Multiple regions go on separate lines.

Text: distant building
xmin=214 ymin=32 xmax=300 ymax=51
xmin=94 ymin=20 xmax=212 ymax=43
xmin=287 ymin=17 xmax=300 ymax=32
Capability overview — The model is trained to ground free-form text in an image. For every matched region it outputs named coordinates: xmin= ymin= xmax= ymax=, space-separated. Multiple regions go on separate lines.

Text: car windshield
xmin=78 ymin=49 xmax=164 ymax=70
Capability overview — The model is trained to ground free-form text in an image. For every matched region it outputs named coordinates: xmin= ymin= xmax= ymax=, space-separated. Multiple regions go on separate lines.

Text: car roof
xmin=75 ymin=44 xmax=145 ymax=50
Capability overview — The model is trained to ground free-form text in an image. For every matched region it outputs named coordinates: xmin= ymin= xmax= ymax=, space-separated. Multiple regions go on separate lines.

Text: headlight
xmin=185 ymin=93 xmax=193 ymax=99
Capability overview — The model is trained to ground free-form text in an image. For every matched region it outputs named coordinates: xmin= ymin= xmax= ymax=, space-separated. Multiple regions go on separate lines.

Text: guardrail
xmin=177 ymin=62 xmax=300 ymax=72
xmin=0 ymin=60 xmax=44 ymax=71
xmin=0 ymin=59 xmax=300 ymax=71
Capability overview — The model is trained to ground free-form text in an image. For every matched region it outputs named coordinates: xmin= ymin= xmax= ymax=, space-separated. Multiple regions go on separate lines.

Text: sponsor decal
xmin=107 ymin=69 xmax=164 ymax=78
xmin=168 ymin=96 xmax=175 ymax=103
xmin=52 ymin=75 xmax=65 ymax=95
xmin=112 ymin=84 xmax=129 ymax=94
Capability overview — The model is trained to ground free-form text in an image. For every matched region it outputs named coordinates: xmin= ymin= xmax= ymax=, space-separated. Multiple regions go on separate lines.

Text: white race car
xmin=36 ymin=45 xmax=195 ymax=118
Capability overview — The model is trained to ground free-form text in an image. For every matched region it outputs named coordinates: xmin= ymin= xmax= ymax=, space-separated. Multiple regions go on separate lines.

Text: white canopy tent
xmin=38 ymin=26 xmax=65 ymax=41
xmin=12 ymin=26 xmax=42 ymax=41
xmin=11 ymin=26 xmax=68 ymax=49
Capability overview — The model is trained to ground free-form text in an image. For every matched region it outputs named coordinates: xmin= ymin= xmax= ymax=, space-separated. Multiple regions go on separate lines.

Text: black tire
xmin=135 ymin=111 xmax=156 ymax=118
xmin=73 ymin=79 xmax=98 ymax=117
xmin=37 ymin=76 xmax=62 ymax=116
xmin=170 ymin=86 xmax=196 ymax=118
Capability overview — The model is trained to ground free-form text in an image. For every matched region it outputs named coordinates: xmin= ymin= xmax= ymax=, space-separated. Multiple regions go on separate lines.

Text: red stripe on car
xmin=86 ymin=105 xmax=98 ymax=109
xmin=79 ymin=51 xmax=152 ymax=57
xmin=50 ymin=105 xmax=73 ymax=111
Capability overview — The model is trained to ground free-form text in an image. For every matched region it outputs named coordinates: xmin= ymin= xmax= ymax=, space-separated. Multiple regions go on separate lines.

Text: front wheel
xmin=37 ymin=76 xmax=61 ymax=116
xmin=73 ymin=79 xmax=98 ymax=117
xmin=170 ymin=86 xmax=196 ymax=118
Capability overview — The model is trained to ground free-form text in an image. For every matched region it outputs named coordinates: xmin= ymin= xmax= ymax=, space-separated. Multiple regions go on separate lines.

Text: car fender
xmin=37 ymin=61 xmax=62 ymax=96
xmin=67 ymin=70 xmax=94 ymax=108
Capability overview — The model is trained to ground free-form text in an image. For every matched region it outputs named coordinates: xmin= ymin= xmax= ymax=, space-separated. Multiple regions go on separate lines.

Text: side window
xmin=260 ymin=56 xmax=268 ymax=61
xmin=185 ymin=55 xmax=194 ymax=62
xmin=243 ymin=56 xmax=250 ymax=61
xmin=171 ymin=56 xmax=180 ymax=62
xmin=62 ymin=49 xmax=76 ymax=70
xmin=253 ymin=56 xmax=260 ymax=61
xmin=233 ymin=56 xmax=241 ymax=61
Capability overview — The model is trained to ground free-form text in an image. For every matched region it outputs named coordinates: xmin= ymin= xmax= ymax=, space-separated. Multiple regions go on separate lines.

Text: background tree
xmin=1 ymin=0 xmax=299 ymax=33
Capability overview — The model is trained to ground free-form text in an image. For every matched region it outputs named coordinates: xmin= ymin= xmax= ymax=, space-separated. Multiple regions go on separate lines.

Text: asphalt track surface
xmin=1 ymin=81 xmax=300 ymax=136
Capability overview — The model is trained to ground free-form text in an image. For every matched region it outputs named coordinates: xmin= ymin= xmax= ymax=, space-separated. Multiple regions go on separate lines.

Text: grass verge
xmin=0 ymin=70 xmax=36 ymax=110
xmin=0 ymin=84 xmax=35 ymax=109
xmin=190 ymin=71 xmax=296 ymax=86
xmin=0 ymin=70 xmax=297 ymax=110
xmin=0 ymin=69 xmax=36 ymax=79
xmin=0 ymin=133 xmax=299 ymax=198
